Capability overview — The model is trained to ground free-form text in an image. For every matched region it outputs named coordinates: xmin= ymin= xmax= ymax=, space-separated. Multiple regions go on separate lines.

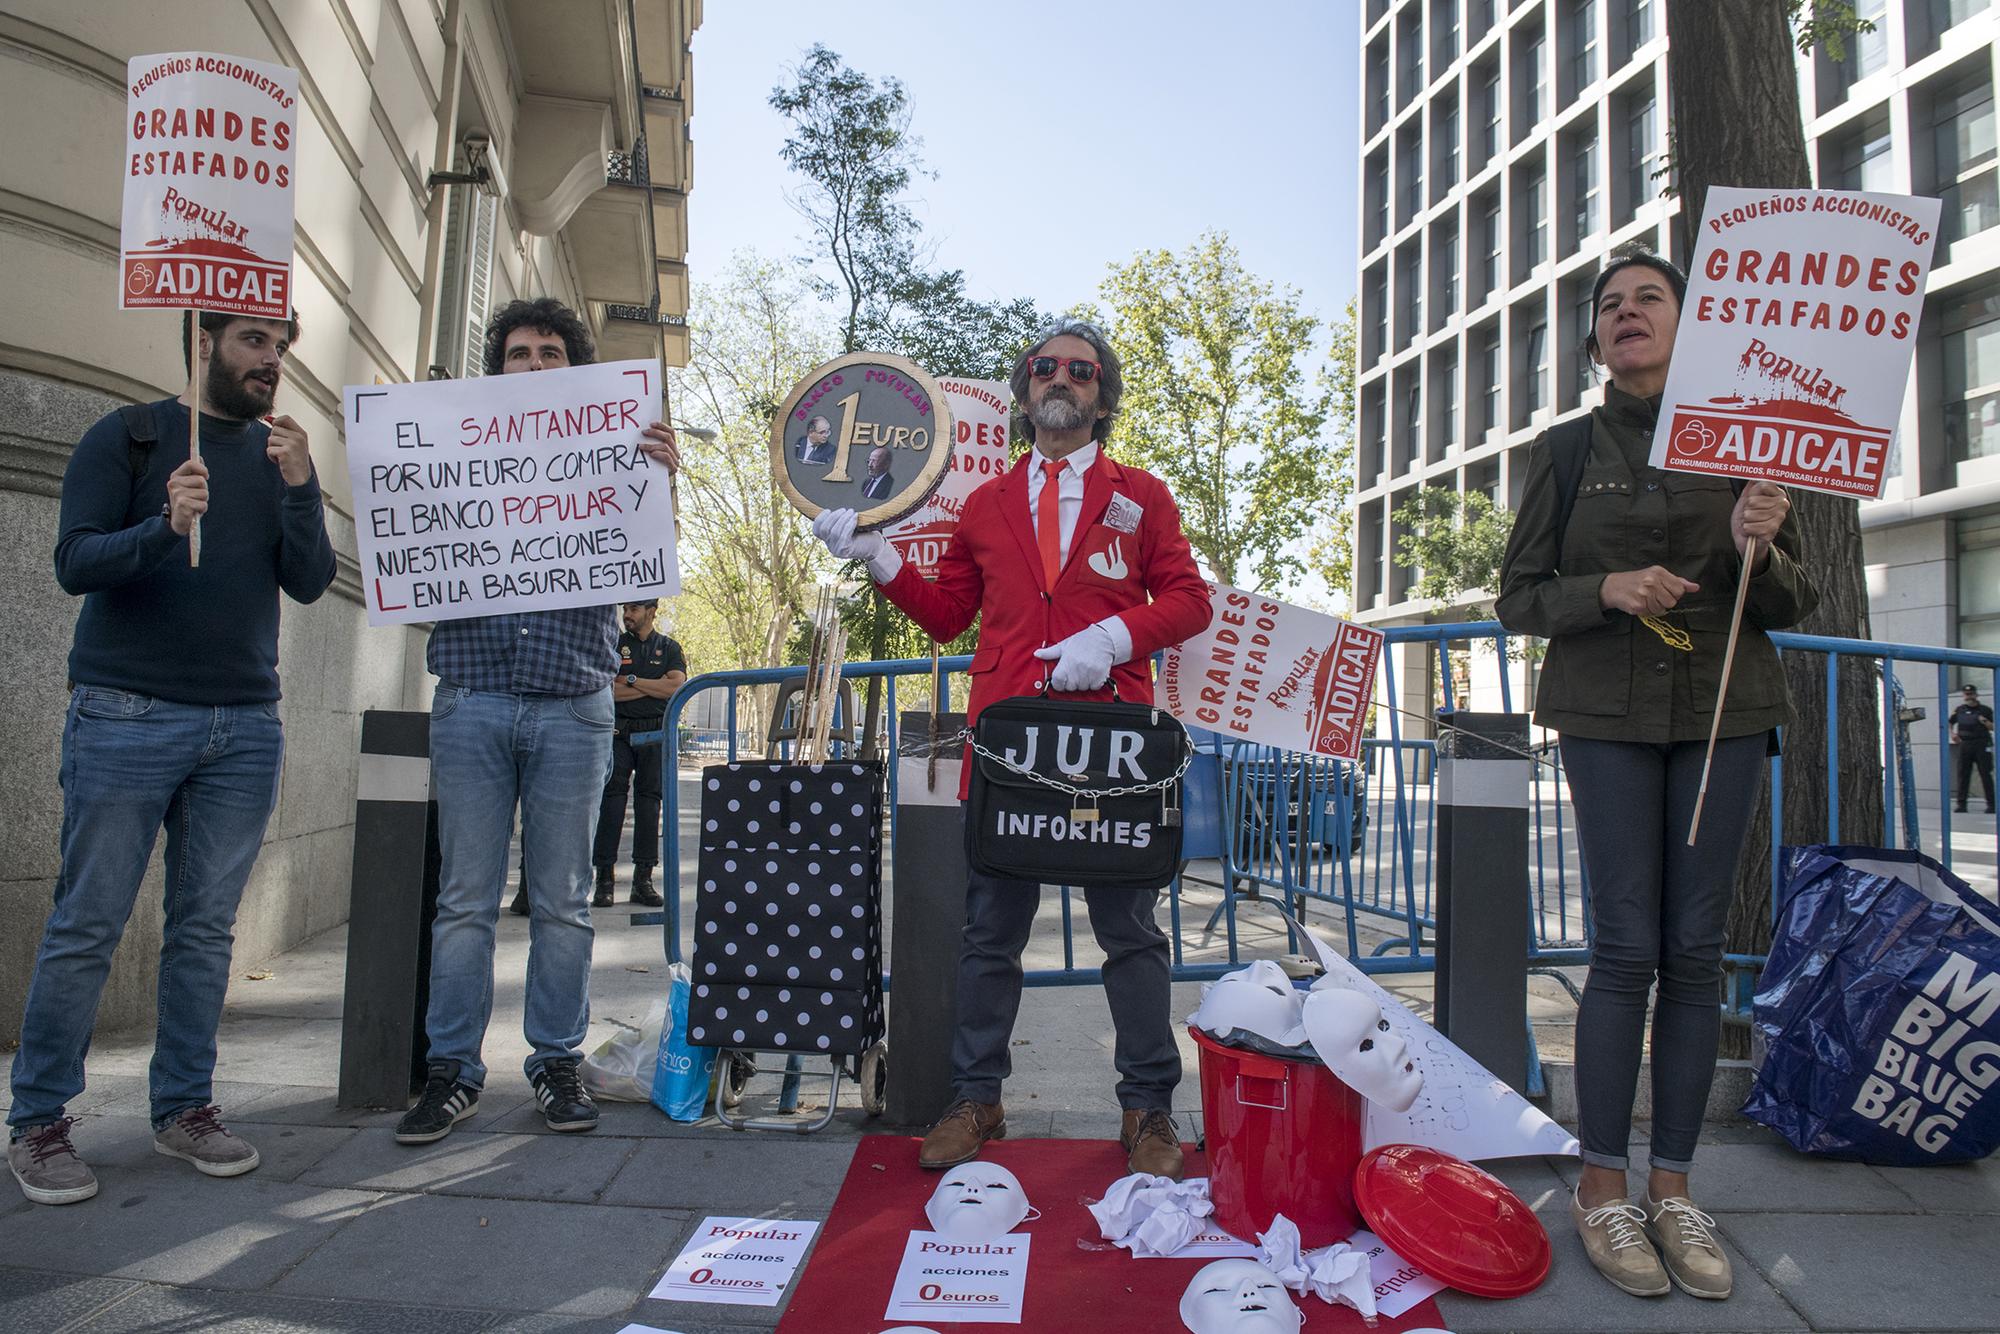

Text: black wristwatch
xmin=625 ymin=673 xmax=637 ymax=686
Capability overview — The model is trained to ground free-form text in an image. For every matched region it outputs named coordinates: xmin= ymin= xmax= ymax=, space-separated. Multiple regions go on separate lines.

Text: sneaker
xmin=592 ymin=866 xmax=615 ymax=909
xmin=153 ymin=1105 xmax=260 ymax=1177
xmin=395 ymin=1060 xmax=480 ymax=1144
xmin=7 ymin=1119 xmax=98 ymax=1205
xmin=630 ymin=865 xmax=663 ymax=907
xmin=1644 ymin=1194 xmax=1732 ymax=1299
xmin=531 ymin=1057 xmax=598 ymax=1132
xmin=1571 ymin=1193 xmax=1671 ymax=1297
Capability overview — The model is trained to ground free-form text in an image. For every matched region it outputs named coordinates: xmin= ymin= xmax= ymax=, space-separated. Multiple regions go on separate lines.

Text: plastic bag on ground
xmin=652 ymin=961 xmax=718 ymax=1121
xmin=583 ymin=997 xmax=668 ymax=1103
xmin=1744 ymin=844 xmax=2000 ymax=1165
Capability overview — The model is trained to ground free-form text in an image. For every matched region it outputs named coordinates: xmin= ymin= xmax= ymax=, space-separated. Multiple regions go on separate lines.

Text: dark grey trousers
xmin=1561 ymin=733 xmax=1767 ymax=1173
xmin=950 ymin=814 xmax=1180 ymax=1109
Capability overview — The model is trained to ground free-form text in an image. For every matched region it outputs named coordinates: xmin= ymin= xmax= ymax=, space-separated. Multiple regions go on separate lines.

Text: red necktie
xmin=1037 ymin=458 xmax=1064 ymax=591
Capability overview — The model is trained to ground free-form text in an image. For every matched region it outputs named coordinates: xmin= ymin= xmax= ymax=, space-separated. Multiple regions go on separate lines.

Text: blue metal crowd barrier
xmin=650 ymin=625 xmax=2000 ymax=1008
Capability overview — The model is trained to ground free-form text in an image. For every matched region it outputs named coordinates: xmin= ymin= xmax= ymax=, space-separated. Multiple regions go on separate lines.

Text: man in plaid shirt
xmin=396 ymin=298 xmax=679 ymax=1145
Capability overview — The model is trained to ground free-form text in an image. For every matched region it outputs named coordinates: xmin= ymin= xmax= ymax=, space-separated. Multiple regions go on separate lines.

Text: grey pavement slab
xmin=0 ymin=1266 xmax=141 ymax=1331
xmin=0 ymin=1072 xmax=148 ymax=1120
xmin=65 ymin=1284 xmax=500 ymax=1333
xmin=1551 ymin=1139 xmax=1921 ymax=1213
xmin=298 ymin=1127 xmax=640 ymax=1204
xmin=1872 ymin=1158 xmax=2000 ymax=1214
xmin=600 ymin=1136 xmax=854 ymax=1214
xmin=89 ymin=1078 xmax=293 ymax=1123
xmin=0 ymin=1178 xmax=379 ymax=1290
xmin=1433 ymin=1199 xmax=1809 ymax=1333
xmin=229 ymin=1084 xmax=415 ymax=1128
xmin=273 ymin=1191 xmax=699 ymax=1317
xmin=62 ymin=1113 xmax=356 ymax=1185
xmin=1723 ymin=1211 xmax=2000 ymax=1331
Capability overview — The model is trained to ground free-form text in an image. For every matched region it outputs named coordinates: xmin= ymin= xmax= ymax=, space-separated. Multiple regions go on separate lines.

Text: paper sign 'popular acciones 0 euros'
xmin=1159 ymin=586 xmax=1384 ymax=762
xmin=343 ymin=360 xmax=679 ymax=626
xmin=1649 ymin=186 xmax=1939 ymax=499
xmin=121 ymin=52 xmax=298 ymax=318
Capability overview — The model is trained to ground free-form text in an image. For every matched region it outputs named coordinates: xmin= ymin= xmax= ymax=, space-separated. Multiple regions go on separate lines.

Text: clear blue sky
xmin=686 ymin=2 xmax=1359 ymax=336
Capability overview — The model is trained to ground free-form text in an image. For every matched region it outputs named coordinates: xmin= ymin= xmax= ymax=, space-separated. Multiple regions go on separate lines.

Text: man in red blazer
xmin=814 ymin=318 xmax=1211 ymax=1178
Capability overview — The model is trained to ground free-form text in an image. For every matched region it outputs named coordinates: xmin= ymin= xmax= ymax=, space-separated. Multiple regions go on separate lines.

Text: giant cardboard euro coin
xmin=771 ymin=352 xmax=954 ymax=532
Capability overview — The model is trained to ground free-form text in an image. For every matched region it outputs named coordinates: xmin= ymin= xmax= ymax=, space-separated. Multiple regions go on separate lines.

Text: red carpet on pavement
xmin=777 ymin=1134 xmax=1448 ymax=1333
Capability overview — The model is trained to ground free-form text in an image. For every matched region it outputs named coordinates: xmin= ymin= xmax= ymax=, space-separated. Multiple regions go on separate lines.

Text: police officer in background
xmin=593 ymin=599 xmax=687 ymax=906
xmin=1952 ymin=683 xmax=1995 ymax=815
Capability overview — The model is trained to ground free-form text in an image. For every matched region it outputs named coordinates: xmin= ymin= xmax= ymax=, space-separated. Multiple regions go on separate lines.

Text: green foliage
xmin=1390 ymin=485 xmax=1516 ymax=608
xmin=1787 ymin=0 xmax=1877 ymax=59
xmin=1305 ymin=299 xmax=1359 ymax=607
xmin=1094 ymin=232 xmax=1336 ymax=592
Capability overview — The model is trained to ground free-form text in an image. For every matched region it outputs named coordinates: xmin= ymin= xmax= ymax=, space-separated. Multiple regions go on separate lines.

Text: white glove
xmin=811 ymin=508 xmax=900 ymax=582
xmin=1033 ymin=623 xmax=1119 ymax=692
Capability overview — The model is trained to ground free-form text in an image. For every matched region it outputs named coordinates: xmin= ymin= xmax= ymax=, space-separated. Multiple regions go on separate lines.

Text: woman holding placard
xmin=1496 ymin=246 xmax=1818 ymax=1303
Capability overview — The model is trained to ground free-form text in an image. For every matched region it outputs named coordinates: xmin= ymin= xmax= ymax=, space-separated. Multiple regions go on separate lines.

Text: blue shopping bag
xmin=1744 ymin=845 xmax=2000 ymax=1164
xmin=651 ymin=963 xmax=717 ymax=1122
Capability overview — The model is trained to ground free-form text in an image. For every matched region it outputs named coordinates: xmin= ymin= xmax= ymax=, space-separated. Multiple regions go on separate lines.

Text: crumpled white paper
xmin=1256 ymin=1214 xmax=1378 ymax=1319
xmin=1088 ymin=1172 xmax=1216 ymax=1258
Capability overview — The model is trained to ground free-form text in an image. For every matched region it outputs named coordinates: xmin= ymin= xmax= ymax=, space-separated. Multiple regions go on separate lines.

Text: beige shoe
xmin=1571 ymin=1193 xmax=1670 ymax=1297
xmin=1645 ymin=1195 xmax=1732 ymax=1299
xmin=917 ymin=1098 xmax=1005 ymax=1169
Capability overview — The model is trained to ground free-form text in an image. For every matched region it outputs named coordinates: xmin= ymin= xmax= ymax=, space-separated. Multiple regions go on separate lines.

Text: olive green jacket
xmin=1494 ymin=385 xmax=1820 ymax=744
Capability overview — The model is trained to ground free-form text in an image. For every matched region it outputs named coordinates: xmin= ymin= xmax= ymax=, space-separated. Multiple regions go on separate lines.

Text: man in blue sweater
xmin=8 ymin=310 xmax=335 ymax=1206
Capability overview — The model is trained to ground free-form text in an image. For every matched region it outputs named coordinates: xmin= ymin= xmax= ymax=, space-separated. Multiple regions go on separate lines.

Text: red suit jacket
xmin=878 ymin=451 xmax=1213 ymax=798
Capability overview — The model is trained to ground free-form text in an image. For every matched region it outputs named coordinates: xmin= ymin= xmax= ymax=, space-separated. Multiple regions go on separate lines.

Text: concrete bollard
xmin=337 ymin=710 xmax=438 ymax=1109
xmin=887 ymin=710 xmax=968 ymax=1127
xmin=1434 ymin=710 xmax=1532 ymax=1094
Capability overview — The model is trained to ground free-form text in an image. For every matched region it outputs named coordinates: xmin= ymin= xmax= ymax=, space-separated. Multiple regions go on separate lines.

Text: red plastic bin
xmin=1191 ymin=1024 xmax=1366 ymax=1249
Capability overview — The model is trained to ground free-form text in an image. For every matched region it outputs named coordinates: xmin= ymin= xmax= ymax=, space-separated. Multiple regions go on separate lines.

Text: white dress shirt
xmin=1026 ymin=441 xmax=1098 ymax=569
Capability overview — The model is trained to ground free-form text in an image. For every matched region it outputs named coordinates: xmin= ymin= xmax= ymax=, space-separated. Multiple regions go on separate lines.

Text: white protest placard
xmin=649 ymin=1216 xmax=818 ymax=1307
xmin=342 ymin=359 xmax=678 ymax=626
xmin=883 ymin=377 xmax=1011 ymax=578
xmin=1650 ymin=186 xmax=1940 ymax=499
xmin=1160 ymin=585 xmax=1384 ymax=761
xmin=121 ymin=52 xmax=298 ymax=318
xmin=884 ymin=1231 xmax=1029 ymax=1325
xmin=1345 ymin=1229 xmax=1447 ymax=1318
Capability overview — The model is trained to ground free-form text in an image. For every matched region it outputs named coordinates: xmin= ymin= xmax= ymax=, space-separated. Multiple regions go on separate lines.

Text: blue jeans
xmin=424 ymin=685 xmax=613 ymax=1087
xmin=9 ymin=689 xmax=282 ymax=1132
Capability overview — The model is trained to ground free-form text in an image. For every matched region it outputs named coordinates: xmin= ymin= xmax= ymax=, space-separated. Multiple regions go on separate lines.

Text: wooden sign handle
xmin=1686 ymin=534 xmax=1758 ymax=845
xmin=187 ymin=324 xmax=203 ymax=568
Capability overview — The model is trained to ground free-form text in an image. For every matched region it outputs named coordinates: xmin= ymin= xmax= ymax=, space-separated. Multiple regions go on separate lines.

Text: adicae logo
xmin=126 ymin=262 xmax=156 ymax=297
xmin=1672 ymin=419 xmax=1718 ymax=459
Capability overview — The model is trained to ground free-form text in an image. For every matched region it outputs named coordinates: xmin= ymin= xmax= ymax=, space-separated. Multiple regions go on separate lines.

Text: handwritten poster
xmin=121 ymin=52 xmax=298 ymax=318
xmin=342 ymin=359 xmax=678 ymax=625
xmin=1650 ymin=186 xmax=1939 ymax=499
xmin=1160 ymin=585 xmax=1385 ymax=762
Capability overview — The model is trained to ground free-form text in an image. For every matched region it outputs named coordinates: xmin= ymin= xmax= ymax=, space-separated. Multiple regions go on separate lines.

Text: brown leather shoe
xmin=918 ymin=1098 xmax=1005 ymax=1169
xmin=1120 ymin=1108 xmax=1184 ymax=1180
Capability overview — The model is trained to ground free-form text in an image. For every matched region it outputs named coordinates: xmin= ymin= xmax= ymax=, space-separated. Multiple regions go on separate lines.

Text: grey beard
xmin=1029 ymin=392 xmax=1087 ymax=433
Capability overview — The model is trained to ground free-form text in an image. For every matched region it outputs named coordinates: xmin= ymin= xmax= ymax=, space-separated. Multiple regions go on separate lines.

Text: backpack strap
xmin=118 ymin=402 xmax=159 ymax=481
xmin=1547 ymin=413 xmax=1596 ymax=566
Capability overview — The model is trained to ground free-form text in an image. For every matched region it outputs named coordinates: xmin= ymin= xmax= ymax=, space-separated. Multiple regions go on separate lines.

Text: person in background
xmin=592 ymin=599 xmax=687 ymax=907
xmin=1951 ymin=683 xmax=1994 ymax=814
xmin=10 ymin=310 xmax=334 ymax=1205
xmin=1497 ymin=247 xmax=1819 ymax=1302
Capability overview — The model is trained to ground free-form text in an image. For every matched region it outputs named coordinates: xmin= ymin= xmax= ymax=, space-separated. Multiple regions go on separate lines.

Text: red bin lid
xmin=1352 ymin=1144 xmax=1551 ymax=1299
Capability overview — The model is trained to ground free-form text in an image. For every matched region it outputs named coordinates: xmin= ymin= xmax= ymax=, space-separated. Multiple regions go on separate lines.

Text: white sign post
xmin=1647 ymin=187 xmax=1939 ymax=840
xmin=1159 ymin=585 xmax=1385 ymax=762
xmin=121 ymin=51 xmax=300 ymax=567
xmin=341 ymin=359 xmax=679 ymax=626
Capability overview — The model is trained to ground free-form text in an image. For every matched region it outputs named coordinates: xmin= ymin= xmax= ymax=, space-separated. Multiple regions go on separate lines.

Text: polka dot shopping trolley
xmin=689 ymin=760 xmax=888 ymax=1133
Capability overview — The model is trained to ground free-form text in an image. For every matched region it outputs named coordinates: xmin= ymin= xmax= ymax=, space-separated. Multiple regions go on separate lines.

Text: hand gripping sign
xmin=770 ymin=352 xmax=955 ymax=532
xmin=342 ymin=360 xmax=679 ymax=625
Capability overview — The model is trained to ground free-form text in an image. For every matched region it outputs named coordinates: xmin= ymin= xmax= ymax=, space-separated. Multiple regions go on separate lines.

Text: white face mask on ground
xmin=1179 ymin=1258 xmax=1304 ymax=1334
xmin=924 ymin=1160 xmax=1035 ymax=1241
xmin=1302 ymin=985 xmax=1423 ymax=1112
xmin=1191 ymin=960 xmax=1307 ymax=1047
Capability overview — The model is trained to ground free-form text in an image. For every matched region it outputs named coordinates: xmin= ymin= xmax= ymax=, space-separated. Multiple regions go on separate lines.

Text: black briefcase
xmin=966 ymin=694 xmax=1191 ymax=891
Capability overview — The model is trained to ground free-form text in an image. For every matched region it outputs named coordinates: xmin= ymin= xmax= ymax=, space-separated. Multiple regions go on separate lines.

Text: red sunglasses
xmin=1028 ymin=355 xmax=1101 ymax=384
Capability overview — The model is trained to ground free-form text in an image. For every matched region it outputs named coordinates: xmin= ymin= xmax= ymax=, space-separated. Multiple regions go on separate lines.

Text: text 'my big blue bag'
xmin=1745 ymin=845 xmax=2000 ymax=1165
